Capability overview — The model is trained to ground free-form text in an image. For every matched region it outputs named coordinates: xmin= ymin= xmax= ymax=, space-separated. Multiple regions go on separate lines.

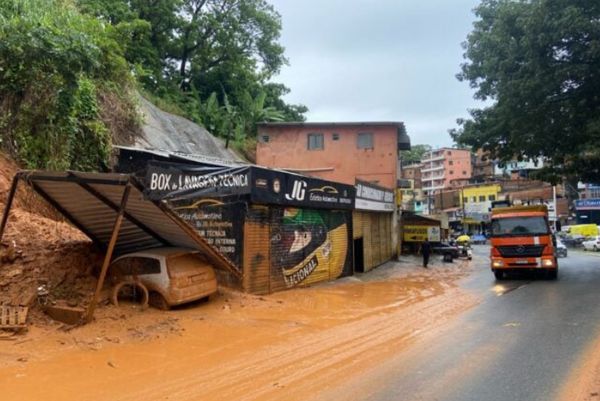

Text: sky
xmin=268 ymin=0 xmax=483 ymax=148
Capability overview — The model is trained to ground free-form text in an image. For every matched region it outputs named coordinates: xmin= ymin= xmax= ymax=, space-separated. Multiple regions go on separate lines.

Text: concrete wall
xmin=256 ymin=124 xmax=399 ymax=189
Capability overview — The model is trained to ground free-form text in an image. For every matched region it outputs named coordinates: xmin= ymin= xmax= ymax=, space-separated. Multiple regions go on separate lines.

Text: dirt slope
xmin=0 ymin=154 xmax=101 ymax=316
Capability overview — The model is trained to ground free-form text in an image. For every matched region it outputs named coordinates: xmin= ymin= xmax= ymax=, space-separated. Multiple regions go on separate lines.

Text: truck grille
xmin=497 ymin=245 xmax=545 ymax=258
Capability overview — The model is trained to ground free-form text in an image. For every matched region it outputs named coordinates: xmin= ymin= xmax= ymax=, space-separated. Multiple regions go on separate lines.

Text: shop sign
xmin=145 ymin=162 xmax=355 ymax=210
xmin=251 ymin=169 xmax=355 ymax=210
xmin=170 ymin=200 xmax=245 ymax=267
xmin=575 ymin=198 xmax=600 ymax=210
xmin=355 ymin=181 xmax=395 ymax=212
xmin=144 ymin=161 xmax=250 ymax=200
xmin=403 ymin=225 xmax=441 ymax=242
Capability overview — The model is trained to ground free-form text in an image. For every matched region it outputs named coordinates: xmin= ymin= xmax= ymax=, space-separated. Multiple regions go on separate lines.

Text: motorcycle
xmin=455 ymin=240 xmax=473 ymax=260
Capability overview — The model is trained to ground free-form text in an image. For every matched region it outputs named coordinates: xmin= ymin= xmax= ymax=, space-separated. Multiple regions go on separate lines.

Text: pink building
xmin=255 ymin=122 xmax=410 ymax=189
xmin=420 ymin=148 xmax=472 ymax=195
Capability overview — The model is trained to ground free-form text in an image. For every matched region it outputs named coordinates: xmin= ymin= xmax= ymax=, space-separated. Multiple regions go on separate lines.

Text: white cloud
xmin=269 ymin=0 xmax=484 ymax=148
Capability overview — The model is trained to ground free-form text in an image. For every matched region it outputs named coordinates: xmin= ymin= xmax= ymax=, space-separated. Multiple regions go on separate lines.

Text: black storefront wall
xmin=144 ymin=161 xmax=355 ymax=209
xmin=143 ymin=161 xmax=356 ymax=292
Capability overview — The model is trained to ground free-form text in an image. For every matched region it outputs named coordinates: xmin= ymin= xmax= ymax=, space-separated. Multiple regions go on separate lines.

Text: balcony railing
xmin=421 ymin=153 xmax=445 ymax=163
xmin=422 ymin=183 xmax=445 ymax=192
xmin=422 ymin=174 xmax=445 ymax=181
xmin=421 ymin=164 xmax=444 ymax=173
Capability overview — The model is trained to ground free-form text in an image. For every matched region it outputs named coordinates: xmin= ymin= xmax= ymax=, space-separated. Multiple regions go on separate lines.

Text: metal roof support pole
xmin=85 ymin=184 xmax=132 ymax=323
xmin=0 ymin=174 xmax=19 ymax=244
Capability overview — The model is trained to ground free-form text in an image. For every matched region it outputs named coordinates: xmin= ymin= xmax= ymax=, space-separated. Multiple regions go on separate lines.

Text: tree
xmin=77 ymin=0 xmax=307 ymax=137
xmin=401 ymin=144 xmax=432 ymax=165
xmin=0 ymin=0 xmax=137 ymax=171
xmin=452 ymin=0 xmax=600 ymax=183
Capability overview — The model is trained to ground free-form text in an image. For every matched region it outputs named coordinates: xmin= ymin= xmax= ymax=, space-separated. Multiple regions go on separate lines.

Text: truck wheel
xmin=494 ymin=270 xmax=504 ymax=280
xmin=149 ymin=292 xmax=170 ymax=310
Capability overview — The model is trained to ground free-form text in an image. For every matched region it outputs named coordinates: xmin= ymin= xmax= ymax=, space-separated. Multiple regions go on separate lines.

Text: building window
xmin=488 ymin=194 xmax=496 ymax=201
xmin=462 ymin=171 xmax=467 ymax=175
xmin=479 ymin=195 xmax=486 ymax=202
xmin=449 ymin=160 xmax=453 ymax=165
xmin=449 ymin=170 xmax=454 ymax=175
xmin=307 ymin=133 xmax=324 ymax=150
xmin=471 ymin=196 xmax=477 ymax=203
xmin=447 ymin=151 xmax=452 ymax=155
xmin=332 ymin=133 xmax=340 ymax=141
xmin=260 ymin=135 xmax=269 ymax=143
xmin=357 ymin=132 xmax=374 ymax=149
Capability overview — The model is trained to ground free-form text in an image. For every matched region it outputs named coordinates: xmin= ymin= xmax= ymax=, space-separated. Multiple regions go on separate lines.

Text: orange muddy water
xmin=1 ymin=259 xmax=478 ymax=401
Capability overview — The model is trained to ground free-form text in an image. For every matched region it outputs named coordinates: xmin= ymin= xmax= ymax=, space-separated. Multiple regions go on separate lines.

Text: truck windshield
xmin=491 ymin=216 xmax=549 ymax=237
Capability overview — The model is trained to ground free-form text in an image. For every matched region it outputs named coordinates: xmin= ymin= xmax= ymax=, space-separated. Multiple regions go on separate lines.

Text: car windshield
xmin=491 ymin=216 xmax=549 ymax=237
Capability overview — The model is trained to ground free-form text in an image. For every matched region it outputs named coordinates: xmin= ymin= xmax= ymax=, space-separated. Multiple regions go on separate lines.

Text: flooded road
xmin=0 ymin=255 xmax=477 ymax=401
xmin=351 ymin=247 xmax=600 ymax=401
xmin=2 ymin=247 xmax=599 ymax=401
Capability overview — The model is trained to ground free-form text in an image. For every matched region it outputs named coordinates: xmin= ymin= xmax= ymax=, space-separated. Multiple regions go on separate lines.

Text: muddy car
xmin=109 ymin=247 xmax=217 ymax=310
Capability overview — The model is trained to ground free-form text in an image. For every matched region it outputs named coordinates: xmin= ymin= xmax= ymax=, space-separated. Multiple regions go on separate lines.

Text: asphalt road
xmin=365 ymin=246 xmax=600 ymax=401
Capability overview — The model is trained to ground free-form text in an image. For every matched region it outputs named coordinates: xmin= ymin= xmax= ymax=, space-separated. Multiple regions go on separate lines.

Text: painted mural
xmin=269 ymin=207 xmax=352 ymax=290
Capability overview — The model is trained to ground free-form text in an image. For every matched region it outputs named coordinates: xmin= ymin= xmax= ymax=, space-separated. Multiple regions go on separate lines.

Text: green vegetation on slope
xmin=0 ymin=0 xmax=139 ymax=170
xmin=78 ymin=0 xmax=307 ymax=149
xmin=0 ymin=0 xmax=306 ymax=170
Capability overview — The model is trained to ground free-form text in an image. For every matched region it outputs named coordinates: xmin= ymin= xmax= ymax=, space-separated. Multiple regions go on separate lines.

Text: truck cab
xmin=490 ymin=205 xmax=558 ymax=280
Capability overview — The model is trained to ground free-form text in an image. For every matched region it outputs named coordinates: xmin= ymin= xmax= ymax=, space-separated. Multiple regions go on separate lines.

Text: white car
xmin=109 ymin=247 xmax=217 ymax=309
xmin=582 ymin=236 xmax=600 ymax=251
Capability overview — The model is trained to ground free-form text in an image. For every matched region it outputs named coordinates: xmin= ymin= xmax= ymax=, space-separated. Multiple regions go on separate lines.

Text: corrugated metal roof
xmin=17 ymin=171 xmax=240 ymax=278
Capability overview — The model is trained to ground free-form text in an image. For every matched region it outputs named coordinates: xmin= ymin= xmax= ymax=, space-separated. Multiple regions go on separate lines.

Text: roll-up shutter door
xmin=243 ymin=205 xmax=271 ymax=294
xmin=352 ymin=211 xmax=364 ymax=239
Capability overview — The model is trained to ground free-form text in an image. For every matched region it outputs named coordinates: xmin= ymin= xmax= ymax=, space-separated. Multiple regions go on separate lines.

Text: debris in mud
xmin=43 ymin=303 xmax=86 ymax=326
xmin=0 ymin=305 xmax=29 ymax=331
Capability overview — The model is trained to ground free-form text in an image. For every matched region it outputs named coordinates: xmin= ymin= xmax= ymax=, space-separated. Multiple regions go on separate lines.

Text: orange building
xmin=421 ymin=148 xmax=472 ymax=195
xmin=255 ymin=122 xmax=410 ymax=190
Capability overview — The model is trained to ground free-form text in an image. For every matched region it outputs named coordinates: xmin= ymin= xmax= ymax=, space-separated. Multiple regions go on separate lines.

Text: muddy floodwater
xmin=1 ymin=258 xmax=478 ymax=401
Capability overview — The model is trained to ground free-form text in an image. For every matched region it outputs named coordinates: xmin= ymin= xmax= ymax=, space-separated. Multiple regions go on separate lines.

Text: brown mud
xmin=0 ymin=257 xmax=479 ymax=401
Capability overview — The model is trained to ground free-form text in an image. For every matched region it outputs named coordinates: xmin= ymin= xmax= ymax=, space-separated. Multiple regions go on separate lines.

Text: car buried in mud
xmin=109 ymin=247 xmax=217 ymax=310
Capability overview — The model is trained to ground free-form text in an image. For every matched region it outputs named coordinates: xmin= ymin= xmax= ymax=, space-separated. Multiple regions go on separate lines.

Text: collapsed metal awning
xmin=0 ymin=170 xmax=241 ymax=323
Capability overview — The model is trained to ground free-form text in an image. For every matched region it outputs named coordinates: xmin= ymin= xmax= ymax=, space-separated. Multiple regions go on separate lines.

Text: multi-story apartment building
xmin=494 ymin=159 xmax=544 ymax=179
xmin=471 ymin=149 xmax=495 ymax=183
xmin=400 ymin=163 xmax=422 ymax=189
xmin=420 ymin=148 xmax=472 ymax=195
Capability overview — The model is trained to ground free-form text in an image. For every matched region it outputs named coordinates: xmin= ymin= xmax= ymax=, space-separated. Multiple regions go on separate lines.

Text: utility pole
xmin=553 ymin=185 xmax=557 ymax=231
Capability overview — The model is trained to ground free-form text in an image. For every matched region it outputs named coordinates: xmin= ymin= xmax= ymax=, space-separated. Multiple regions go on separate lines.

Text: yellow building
xmin=460 ymin=184 xmax=502 ymax=205
xmin=459 ymin=184 xmax=502 ymax=232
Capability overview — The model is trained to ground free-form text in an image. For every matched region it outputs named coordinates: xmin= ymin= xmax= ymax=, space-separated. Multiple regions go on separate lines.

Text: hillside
xmin=129 ymin=97 xmax=245 ymax=162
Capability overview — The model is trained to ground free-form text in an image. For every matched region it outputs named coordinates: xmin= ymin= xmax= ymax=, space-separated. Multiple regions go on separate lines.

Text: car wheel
xmin=494 ymin=270 xmax=504 ymax=280
xmin=547 ymin=269 xmax=558 ymax=280
xmin=149 ymin=292 xmax=170 ymax=310
xmin=111 ymin=280 xmax=149 ymax=309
